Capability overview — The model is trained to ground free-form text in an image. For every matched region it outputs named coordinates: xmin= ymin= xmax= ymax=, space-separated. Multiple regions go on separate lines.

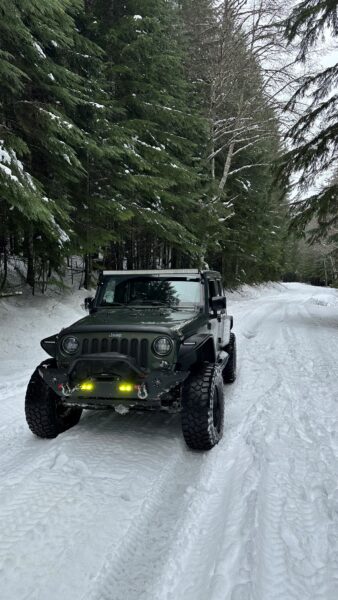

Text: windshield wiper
xmin=126 ymin=300 xmax=180 ymax=310
xmin=100 ymin=302 xmax=126 ymax=307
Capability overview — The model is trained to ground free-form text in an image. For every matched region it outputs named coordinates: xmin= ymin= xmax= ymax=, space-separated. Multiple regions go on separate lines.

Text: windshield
xmin=98 ymin=277 xmax=202 ymax=309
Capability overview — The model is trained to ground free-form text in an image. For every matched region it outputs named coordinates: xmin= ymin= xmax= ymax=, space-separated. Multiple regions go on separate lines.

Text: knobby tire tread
xmin=182 ymin=364 xmax=224 ymax=451
xmin=25 ymin=360 xmax=82 ymax=438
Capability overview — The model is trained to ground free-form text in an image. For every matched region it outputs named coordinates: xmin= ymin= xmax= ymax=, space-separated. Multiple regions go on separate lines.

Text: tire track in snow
xmin=236 ymin=299 xmax=338 ymax=600
xmin=0 ymin=410 xmax=188 ymax=600
xmin=2 ymin=284 xmax=338 ymax=600
xmin=81 ymin=300 xmax=286 ymax=600
xmin=82 ymin=435 xmax=255 ymax=600
xmin=158 ymin=294 xmax=338 ymax=600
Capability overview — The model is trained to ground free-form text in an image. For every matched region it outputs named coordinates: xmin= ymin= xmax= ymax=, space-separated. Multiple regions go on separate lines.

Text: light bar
xmin=80 ymin=381 xmax=95 ymax=392
xmin=103 ymin=269 xmax=200 ymax=276
xmin=118 ymin=383 xmax=133 ymax=393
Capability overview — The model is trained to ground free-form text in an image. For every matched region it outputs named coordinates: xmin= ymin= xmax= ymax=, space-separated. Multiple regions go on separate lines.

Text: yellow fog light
xmin=118 ymin=383 xmax=133 ymax=393
xmin=80 ymin=381 xmax=95 ymax=392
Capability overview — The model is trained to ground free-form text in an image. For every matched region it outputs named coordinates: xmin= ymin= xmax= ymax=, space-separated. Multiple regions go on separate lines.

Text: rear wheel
xmin=182 ymin=363 xmax=224 ymax=451
xmin=222 ymin=333 xmax=237 ymax=383
xmin=25 ymin=360 xmax=82 ymax=438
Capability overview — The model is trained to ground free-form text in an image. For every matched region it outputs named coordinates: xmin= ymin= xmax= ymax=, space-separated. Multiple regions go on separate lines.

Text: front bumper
xmin=40 ymin=353 xmax=189 ymax=410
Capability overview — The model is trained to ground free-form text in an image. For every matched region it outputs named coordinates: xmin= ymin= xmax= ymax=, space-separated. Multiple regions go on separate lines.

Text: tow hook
xmin=58 ymin=383 xmax=74 ymax=397
xmin=137 ymin=383 xmax=148 ymax=400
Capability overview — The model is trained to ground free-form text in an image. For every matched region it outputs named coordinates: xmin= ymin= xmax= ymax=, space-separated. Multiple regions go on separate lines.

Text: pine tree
xmin=179 ymin=0 xmax=289 ymax=284
xmin=0 ymin=1 xmax=90 ymax=286
xmin=280 ymin=0 xmax=338 ymax=240
xmin=92 ymin=0 xmax=210 ymax=264
xmin=0 ymin=0 xmax=291 ymax=289
xmin=0 ymin=0 xmax=127 ymax=288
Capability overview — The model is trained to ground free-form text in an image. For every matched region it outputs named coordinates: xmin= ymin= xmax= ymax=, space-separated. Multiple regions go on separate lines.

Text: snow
xmin=134 ymin=136 xmax=162 ymax=152
xmin=50 ymin=216 xmax=70 ymax=246
xmin=1 ymin=282 xmax=338 ymax=599
xmin=0 ymin=140 xmax=36 ymax=189
xmin=33 ymin=41 xmax=46 ymax=59
xmin=0 ymin=142 xmax=21 ymax=185
xmin=88 ymin=102 xmax=105 ymax=109
xmin=0 ymin=162 xmax=20 ymax=184
xmin=115 ymin=404 xmax=130 ymax=415
xmin=238 ymin=178 xmax=251 ymax=191
xmin=38 ymin=108 xmax=74 ymax=129
xmin=0 ymin=141 xmax=12 ymax=165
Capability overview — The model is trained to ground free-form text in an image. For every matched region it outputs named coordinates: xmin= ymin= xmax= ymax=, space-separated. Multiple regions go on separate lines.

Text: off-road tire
xmin=182 ymin=363 xmax=224 ymax=451
xmin=25 ymin=359 xmax=82 ymax=438
xmin=223 ymin=333 xmax=237 ymax=383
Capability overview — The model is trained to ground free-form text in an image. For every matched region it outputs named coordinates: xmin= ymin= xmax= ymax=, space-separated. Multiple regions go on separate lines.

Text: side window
xmin=208 ymin=280 xmax=217 ymax=300
xmin=216 ymin=280 xmax=222 ymax=296
xmin=102 ymin=279 xmax=117 ymax=304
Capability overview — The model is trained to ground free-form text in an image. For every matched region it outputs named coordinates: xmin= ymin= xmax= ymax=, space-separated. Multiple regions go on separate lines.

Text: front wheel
xmin=25 ymin=360 xmax=82 ymax=438
xmin=182 ymin=364 xmax=224 ymax=451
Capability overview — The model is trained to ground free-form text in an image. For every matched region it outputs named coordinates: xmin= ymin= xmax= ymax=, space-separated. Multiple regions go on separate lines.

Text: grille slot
xmin=80 ymin=335 xmax=149 ymax=368
xmin=121 ymin=338 xmax=129 ymax=355
xmin=91 ymin=338 xmax=99 ymax=353
xmin=140 ymin=339 xmax=149 ymax=368
xmin=111 ymin=338 xmax=118 ymax=352
xmin=130 ymin=339 xmax=138 ymax=360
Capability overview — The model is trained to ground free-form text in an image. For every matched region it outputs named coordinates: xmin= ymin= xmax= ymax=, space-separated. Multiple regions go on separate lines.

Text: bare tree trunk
xmin=218 ymin=140 xmax=235 ymax=192
xmin=25 ymin=228 xmax=35 ymax=294
xmin=84 ymin=254 xmax=92 ymax=290
xmin=324 ymin=258 xmax=328 ymax=287
xmin=329 ymin=255 xmax=337 ymax=281
xmin=211 ymin=136 xmax=216 ymax=180
xmin=41 ymin=260 xmax=47 ymax=294
xmin=0 ymin=238 xmax=8 ymax=290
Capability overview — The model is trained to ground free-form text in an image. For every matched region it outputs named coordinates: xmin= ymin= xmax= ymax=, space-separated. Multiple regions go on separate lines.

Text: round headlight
xmin=61 ymin=336 xmax=80 ymax=355
xmin=152 ymin=336 xmax=173 ymax=357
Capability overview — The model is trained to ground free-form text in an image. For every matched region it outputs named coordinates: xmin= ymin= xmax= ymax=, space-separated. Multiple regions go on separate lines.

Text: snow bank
xmin=1 ymin=282 xmax=338 ymax=600
xmin=306 ymin=293 xmax=338 ymax=307
xmin=227 ymin=281 xmax=287 ymax=302
xmin=228 ymin=281 xmax=338 ymax=305
xmin=0 ymin=287 xmax=87 ymax=379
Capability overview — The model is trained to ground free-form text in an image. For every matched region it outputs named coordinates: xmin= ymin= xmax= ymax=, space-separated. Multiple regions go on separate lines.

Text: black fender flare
xmin=177 ymin=334 xmax=217 ymax=370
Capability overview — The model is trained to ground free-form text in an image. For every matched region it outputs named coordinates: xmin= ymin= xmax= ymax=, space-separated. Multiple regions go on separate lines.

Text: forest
xmin=0 ymin=0 xmax=337 ymax=292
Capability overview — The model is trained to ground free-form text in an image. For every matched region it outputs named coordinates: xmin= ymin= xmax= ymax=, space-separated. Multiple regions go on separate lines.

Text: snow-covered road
xmin=1 ymin=283 xmax=338 ymax=600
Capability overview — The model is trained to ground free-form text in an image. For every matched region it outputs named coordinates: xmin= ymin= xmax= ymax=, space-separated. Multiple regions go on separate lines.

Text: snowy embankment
xmin=1 ymin=282 xmax=338 ymax=600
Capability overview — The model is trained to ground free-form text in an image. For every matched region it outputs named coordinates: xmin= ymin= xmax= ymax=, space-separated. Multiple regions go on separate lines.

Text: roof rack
xmin=102 ymin=269 xmax=200 ymax=276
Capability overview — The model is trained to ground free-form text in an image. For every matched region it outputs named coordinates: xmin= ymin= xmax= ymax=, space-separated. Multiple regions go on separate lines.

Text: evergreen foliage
xmin=281 ymin=0 xmax=338 ymax=241
xmin=179 ymin=0 xmax=289 ymax=285
xmin=0 ymin=0 xmax=290 ymax=291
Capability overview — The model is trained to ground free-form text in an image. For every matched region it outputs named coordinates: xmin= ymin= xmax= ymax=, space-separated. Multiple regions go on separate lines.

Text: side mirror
xmin=84 ymin=297 xmax=94 ymax=312
xmin=211 ymin=296 xmax=227 ymax=312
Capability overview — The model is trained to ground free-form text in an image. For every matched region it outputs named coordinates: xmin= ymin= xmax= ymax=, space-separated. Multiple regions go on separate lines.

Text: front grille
xmin=81 ymin=336 xmax=149 ymax=368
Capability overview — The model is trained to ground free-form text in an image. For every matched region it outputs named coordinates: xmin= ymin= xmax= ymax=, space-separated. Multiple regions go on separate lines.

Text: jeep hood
xmin=61 ymin=308 xmax=206 ymax=338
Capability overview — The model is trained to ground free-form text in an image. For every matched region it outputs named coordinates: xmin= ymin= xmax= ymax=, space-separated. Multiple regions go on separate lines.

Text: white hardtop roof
xmin=103 ymin=269 xmax=200 ymax=276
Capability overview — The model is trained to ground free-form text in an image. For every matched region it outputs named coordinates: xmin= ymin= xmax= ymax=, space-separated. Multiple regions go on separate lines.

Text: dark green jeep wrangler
xmin=25 ymin=269 xmax=236 ymax=450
